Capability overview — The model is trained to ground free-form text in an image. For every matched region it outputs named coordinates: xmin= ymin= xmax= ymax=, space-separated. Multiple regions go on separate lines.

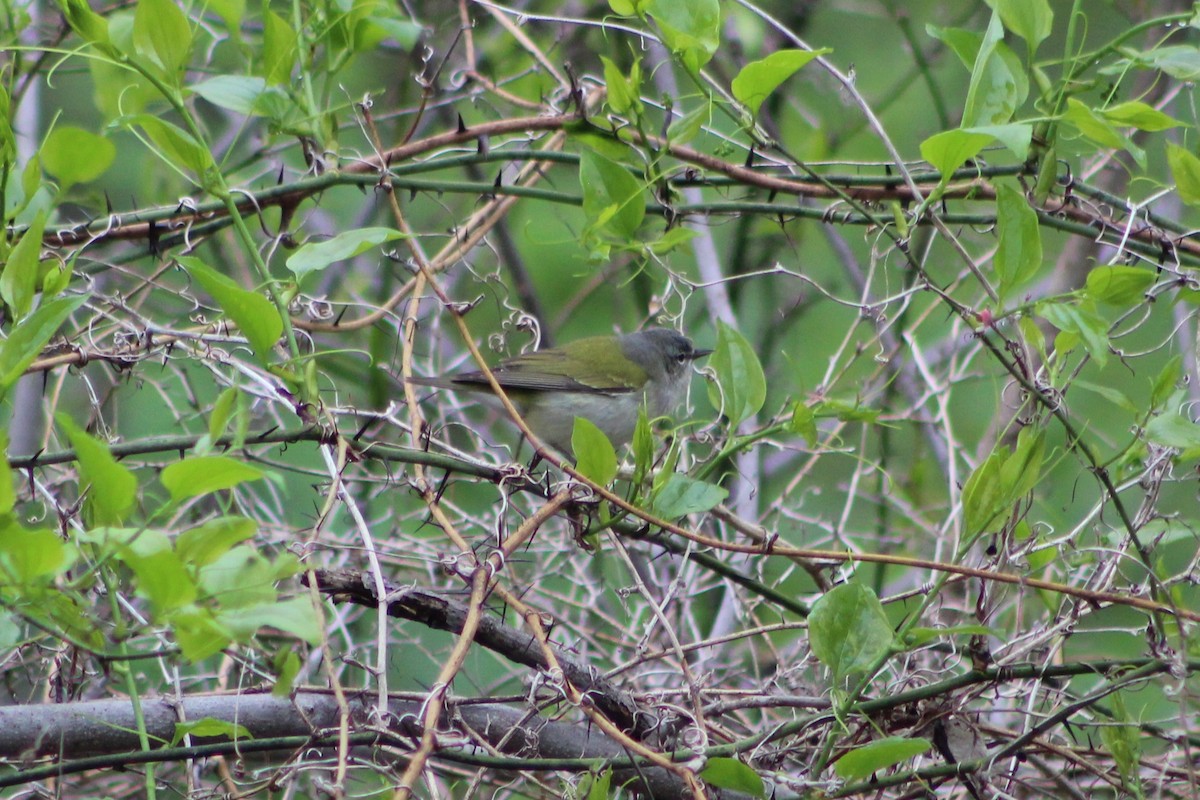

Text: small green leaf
xmin=133 ymin=0 xmax=192 ymax=79
xmin=42 ymin=126 xmax=115 ymax=186
xmin=190 ymin=75 xmax=268 ymax=115
xmin=666 ymin=102 xmax=709 ymax=144
xmin=963 ymin=123 xmax=1032 ymax=159
xmin=161 ymin=456 xmax=265 ymax=503
xmin=706 ymin=321 xmax=766 ymax=429
xmin=285 ymin=228 xmax=407 ymax=280
xmin=962 ymin=449 xmax=1007 ymax=537
xmin=983 ymin=0 xmax=1052 ymax=51
xmin=572 ymin=417 xmax=618 ymax=485
xmin=789 ymin=401 xmax=818 ymax=447
xmin=920 ymin=129 xmax=994 ymax=181
xmin=651 ymin=473 xmax=727 ymax=519
xmin=835 ymin=737 xmax=932 ymax=781
xmin=994 ymin=182 xmax=1042 ymax=301
xmin=601 ymin=56 xmax=641 ymax=116
xmin=1167 ymin=143 xmax=1200 ymax=207
xmin=0 ymin=431 xmax=14 ymax=515
xmin=179 ymin=257 xmax=283 ymax=363
xmin=272 ymin=646 xmax=301 ymax=696
xmin=1 ymin=212 xmax=45 ymax=321
xmin=731 ymin=49 xmax=829 ymax=118
xmin=120 ymin=114 xmax=211 ymax=177
xmin=219 ymin=596 xmax=321 ymax=644
xmin=261 ymin=9 xmax=297 ymax=85
xmin=809 ymin=583 xmax=893 ymax=681
xmin=581 ymin=768 xmax=613 ymax=800
xmin=1145 ymin=411 xmax=1200 ymax=449
xmin=0 ymin=294 xmax=88 ymax=399
xmin=1064 ymin=99 xmax=1145 ymax=167
xmin=176 ymin=516 xmax=258 ymax=567
xmin=631 ymin=406 xmax=654 ymax=486
xmin=1151 ymin=356 xmax=1182 ymax=409
xmin=57 ymin=0 xmax=112 ymax=48
xmin=0 ymin=522 xmax=68 ymax=582
xmin=170 ymin=607 xmax=232 ymax=661
xmin=579 ymin=148 xmax=645 ymax=240
xmin=962 ymin=12 xmax=1027 ymax=126
xmin=645 ymin=0 xmax=720 ymax=75
xmin=57 ymin=414 xmax=138 ymax=526
xmin=125 ymin=547 xmax=196 ymax=611
xmin=1038 ymin=301 xmax=1110 ymax=366
xmin=1085 ymin=265 xmax=1155 ymax=306
xmin=1101 ymin=101 xmax=1181 ymax=132
xmin=171 ymin=717 xmax=252 ymax=747
xmin=607 ymin=0 xmax=640 ymax=15
xmin=699 ymin=757 xmax=764 ymax=797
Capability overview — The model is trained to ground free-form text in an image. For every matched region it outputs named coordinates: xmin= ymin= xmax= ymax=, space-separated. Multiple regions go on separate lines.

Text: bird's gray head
xmin=620 ymin=328 xmax=712 ymax=383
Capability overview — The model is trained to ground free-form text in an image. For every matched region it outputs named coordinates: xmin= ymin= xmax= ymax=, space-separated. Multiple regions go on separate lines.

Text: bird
xmin=408 ymin=328 xmax=711 ymax=455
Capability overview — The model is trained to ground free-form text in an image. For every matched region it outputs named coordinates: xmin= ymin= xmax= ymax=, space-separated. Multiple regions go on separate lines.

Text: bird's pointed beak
xmin=690 ymin=348 xmax=713 ymax=359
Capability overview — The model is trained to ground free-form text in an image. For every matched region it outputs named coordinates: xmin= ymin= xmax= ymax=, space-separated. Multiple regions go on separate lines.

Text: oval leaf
xmin=835 ymin=737 xmax=932 ymax=781
xmin=572 ymin=417 xmax=618 ymax=485
xmin=809 ymin=583 xmax=893 ymax=681
xmin=731 ymin=49 xmax=828 ymax=118
xmin=285 ymin=227 xmax=407 ymax=280
xmin=162 ymin=456 xmax=265 ymax=503
xmin=706 ymin=321 xmax=766 ymax=429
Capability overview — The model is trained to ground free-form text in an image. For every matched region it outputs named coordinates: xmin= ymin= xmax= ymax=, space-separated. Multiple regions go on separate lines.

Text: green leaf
xmin=161 ymin=456 xmax=265 ymax=503
xmin=1145 ymin=411 xmax=1200 ymax=449
xmin=271 ymin=646 xmax=301 ymax=696
xmin=1107 ymin=45 xmax=1200 ymax=81
xmin=631 ymin=406 xmax=654 ymax=487
xmin=57 ymin=0 xmax=112 ymax=48
xmin=0 ymin=294 xmax=88 ymax=400
xmin=1151 ymin=356 xmax=1182 ymax=409
xmin=1101 ymin=101 xmax=1181 ymax=132
xmin=984 ymin=0 xmax=1052 ymax=51
xmin=994 ymin=182 xmax=1042 ymax=301
xmin=962 ymin=12 xmax=1027 ymax=127
xmin=120 ymin=114 xmax=211 ymax=177
xmin=963 ymin=123 xmax=1032 ymax=159
xmin=261 ymin=9 xmax=298 ymax=85
xmin=1038 ymin=301 xmax=1110 ymax=367
xmin=645 ymin=0 xmax=720 ymax=75
xmin=666 ymin=102 xmax=709 ymax=145
xmin=198 ymin=545 xmax=276 ymax=608
xmin=132 ymin=0 xmax=192 ymax=80
xmin=170 ymin=607 xmax=232 ymax=661
xmin=57 ymin=414 xmax=139 ymax=526
xmin=731 ymin=49 xmax=828 ymax=118
xmin=581 ymin=768 xmax=613 ymax=800
xmin=601 ymin=56 xmax=641 ymax=116
xmin=920 ymin=129 xmax=994 ymax=181
xmin=0 ymin=522 xmax=68 ymax=583
xmin=179 ymin=257 xmax=283 ymax=363
xmin=962 ymin=449 xmax=1006 ymax=537
xmin=219 ymin=597 xmax=321 ymax=644
xmin=789 ymin=401 xmax=818 ymax=447
xmin=651 ymin=474 xmax=728 ymax=519
xmin=1085 ymin=265 xmax=1155 ymax=306
xmin=572 ymin=417 xmax=618 ymax=485
xmin=125 ymin=546 xmax=196 ymax=611
xmin=1167 ymin=143 xmax=1200 ymax=207
xmin=285 ymin=228 xmax=407 ymax=280
xmin=0 ymin=431 xmax=14 ymax=515
xmin=925 ymin=25 xmax=982 ymax=69
xmin=1063 ymin=99 xmax=1144 ymax=168
xmin=699 ymin=757 xmax=764 ymax=797
xmin=706 ymin=321 xmax=766 ymax=429
xmin=579 ymin=148 xmax=645 ymax=240
xmin=1 ymin=212 xmax=45 ymax=321
xmin=835 ymin=737 xmax=932 ymax=781
xmin=177 ymin=516 xmax=258 ymax=567
xmin=809 ymin=583 xmax=893 ymax=681
xmin=190 ymin=75 xmax=268 ymax=116
xmin=42 ymin=126 xmax=116 ymax=186
xmin=1100 ymin=693 xmax=1143 ymax=796
xmin=607 ymin=0 xmax=641 ymax=15
xmin=171 ymin=717 xmax=252 ymax=747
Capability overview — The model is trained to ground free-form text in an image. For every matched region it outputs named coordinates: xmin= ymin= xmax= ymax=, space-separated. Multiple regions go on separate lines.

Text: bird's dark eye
xmin=675 ymin=352 xmax=689 ymax=364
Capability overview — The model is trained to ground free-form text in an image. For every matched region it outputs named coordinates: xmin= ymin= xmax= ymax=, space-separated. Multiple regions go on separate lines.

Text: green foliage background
xmin=0 ymin=0 xmax=1198 ymax=798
